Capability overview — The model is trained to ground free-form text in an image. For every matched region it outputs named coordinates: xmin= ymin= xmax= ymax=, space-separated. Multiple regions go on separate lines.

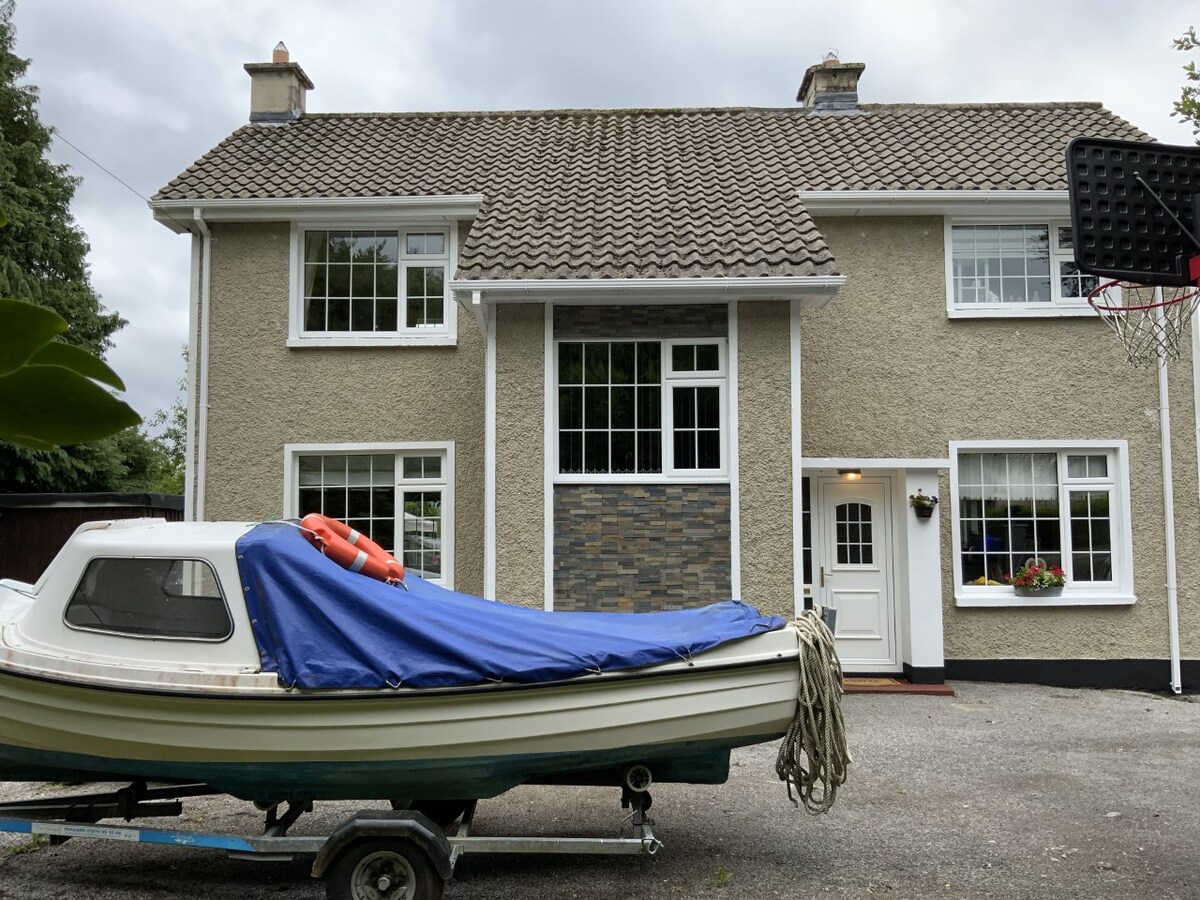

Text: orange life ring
xmin=299 ymin=513 xmax=405 ymax=585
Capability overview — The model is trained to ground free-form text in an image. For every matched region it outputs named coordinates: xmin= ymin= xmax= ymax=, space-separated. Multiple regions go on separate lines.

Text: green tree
xmin=0 ymin=0 xmax=141 ymax=483
xmin=1173 ymin=26 xmax=1200 ymax=140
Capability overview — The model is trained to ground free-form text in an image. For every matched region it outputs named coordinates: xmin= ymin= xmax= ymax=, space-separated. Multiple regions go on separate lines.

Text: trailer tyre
xmin=325 ymin=838 xmax=444 ymax=900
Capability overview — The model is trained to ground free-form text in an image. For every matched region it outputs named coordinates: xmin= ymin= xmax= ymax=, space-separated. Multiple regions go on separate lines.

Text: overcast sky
xmin=11 ymin=0 xmax=1199 ymax=424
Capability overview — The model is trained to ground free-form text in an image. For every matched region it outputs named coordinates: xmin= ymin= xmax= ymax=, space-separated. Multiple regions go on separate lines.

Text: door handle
xmin=820 ymin=565 xmax=826 ymax=587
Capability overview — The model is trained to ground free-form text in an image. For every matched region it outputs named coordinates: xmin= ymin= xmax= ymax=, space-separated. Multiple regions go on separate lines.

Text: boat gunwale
xmin=0 ymin=644 xmax=801 ymax=702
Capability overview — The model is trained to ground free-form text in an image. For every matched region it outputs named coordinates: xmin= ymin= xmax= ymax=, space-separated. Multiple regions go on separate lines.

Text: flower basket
xmin=1013 ymin=585 xmax=1063 ymax=598
xmin=1006 ymin=558 xmax=1066 ymax=596
xmin=909 ymin=490 xmax=938 ymax=519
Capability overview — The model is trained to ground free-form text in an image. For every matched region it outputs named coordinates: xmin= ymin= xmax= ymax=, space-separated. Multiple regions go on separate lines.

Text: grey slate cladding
xmin=553 ymin=484 xmax=732 ymax=612
xmin=155 ymin=103 xmax=1150 ymax=282
xmin=553 ymin=304 xmax=728 ymax=340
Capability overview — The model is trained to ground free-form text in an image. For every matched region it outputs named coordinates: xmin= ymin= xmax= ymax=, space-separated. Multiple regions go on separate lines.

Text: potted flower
xmin=908 ymin=490 xmax=938 ymax=519
xmin=1006 ymin=558 xmax=1066 ymax=597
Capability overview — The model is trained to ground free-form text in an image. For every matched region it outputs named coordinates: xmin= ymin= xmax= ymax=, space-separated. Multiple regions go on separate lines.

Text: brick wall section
xmin=553 ymin=484 xmax=732 ymax=611
xmin=553 ymin=304 xmax=727 ymax=339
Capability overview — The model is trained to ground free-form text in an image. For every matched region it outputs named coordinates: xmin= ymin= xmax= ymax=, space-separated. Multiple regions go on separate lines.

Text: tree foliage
xmin=1173 ymin=26 xmax=1200 ymax=141
xmin=0 ymin=1 xmax=153 ymax=486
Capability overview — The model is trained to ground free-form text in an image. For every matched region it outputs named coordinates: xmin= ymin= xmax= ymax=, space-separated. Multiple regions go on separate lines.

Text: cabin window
xmin=65 ymin=558 xmax=232 ymax=641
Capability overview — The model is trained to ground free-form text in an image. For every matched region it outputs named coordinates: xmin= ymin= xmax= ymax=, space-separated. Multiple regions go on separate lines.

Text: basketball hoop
xmin=1086 ymin=280 xmax=1200 ymax=368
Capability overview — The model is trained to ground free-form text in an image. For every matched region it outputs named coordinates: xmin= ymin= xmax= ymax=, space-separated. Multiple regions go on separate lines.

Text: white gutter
xmin=798 ymin=189 xmax=1069 ymax=217
xmin=151 ymin=195 xmax=485 ymax=233
xmin=1156 ymin=288 xmax=1183 ymax=694
xmin=194 ymin=209 xmax=212 ymax=523
xmin=451 ymin=275 xmax=846 ymax=308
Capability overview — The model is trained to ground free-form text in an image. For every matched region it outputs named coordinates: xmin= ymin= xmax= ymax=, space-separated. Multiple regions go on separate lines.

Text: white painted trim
xmin=948 ymin=439 xmax=1136 ymax=608
xmin=282 ymin=441 xmax=456 ymax=590
xmin=287 ymin=222 xmax=457 ymax=347
xmin=552 ymin=474 xmax=731 ymax=486
xmin=484 ymin=311 xmax=497 ymax=601
xmin=450 ymin=276 xmax=845 ymax=307
xmin=184 ymin=233 xmax=201 ymax=523
xmin=902 ymin=471 xmax=945 ymax=669
xmin=152 ymin=195 xmax=484 ymax=233
xmin=196 ymin=227 xmax=212 ymax=522
xmin=799 ymin=189 xmax=1068 ymax=218
xmin=728 ymin=300 xmax=741 ymax=601
xmin=1155 ymin=292 xmax=1182 ymax=693
xmin=543 ymin=304 xmax=555 ymax=611
xmin=790 ymin=299 xmax=804 ymax=617
xmin=803 ymin=457 xmax=950 ymax=471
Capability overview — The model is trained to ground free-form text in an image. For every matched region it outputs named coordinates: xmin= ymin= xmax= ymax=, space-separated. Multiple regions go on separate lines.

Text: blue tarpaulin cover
xmin=236 ymin=522 xmax=787 ymax=689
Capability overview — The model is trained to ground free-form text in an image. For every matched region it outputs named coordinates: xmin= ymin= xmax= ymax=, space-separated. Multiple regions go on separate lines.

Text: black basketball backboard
xmin=1066 ymin=137 xmax=1200 ymax=287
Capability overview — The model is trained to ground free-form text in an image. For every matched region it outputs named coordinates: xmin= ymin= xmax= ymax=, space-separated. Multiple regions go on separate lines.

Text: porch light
xmin=837 ymin=468 xmax=862 ymax=481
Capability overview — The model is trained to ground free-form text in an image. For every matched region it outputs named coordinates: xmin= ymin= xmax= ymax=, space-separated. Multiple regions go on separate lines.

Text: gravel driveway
xmin=1 ymin=681 xmax=1197 ymax=899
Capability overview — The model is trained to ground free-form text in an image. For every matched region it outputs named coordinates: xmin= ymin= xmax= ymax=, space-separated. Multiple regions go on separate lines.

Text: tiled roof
xmin=155 ymin=103 xmax=1150 ymax=281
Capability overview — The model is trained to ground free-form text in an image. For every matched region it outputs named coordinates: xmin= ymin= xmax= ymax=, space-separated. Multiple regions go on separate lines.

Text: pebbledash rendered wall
xmin=200 ymin=222 xmax=488 ymax=598
xmin=802 ymin=215 xmax=1200 ymax=666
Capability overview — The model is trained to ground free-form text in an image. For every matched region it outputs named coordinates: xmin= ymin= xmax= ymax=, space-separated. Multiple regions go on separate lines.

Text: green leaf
xmin=0 ymin=298 xmax=67 ymax=376
xmin=26 ymin=340 xmax=126 ymax=390
xmin=0 ymin=365 xmax=141 ymax=449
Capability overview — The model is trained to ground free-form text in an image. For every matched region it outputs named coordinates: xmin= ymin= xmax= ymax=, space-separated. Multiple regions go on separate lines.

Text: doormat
xmin=843 ymin=677 xmax=955 ymax=696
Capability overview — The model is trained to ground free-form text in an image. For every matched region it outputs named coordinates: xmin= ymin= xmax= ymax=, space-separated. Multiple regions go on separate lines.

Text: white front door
xmin=817 ymin=478 xmax=898 ymax=672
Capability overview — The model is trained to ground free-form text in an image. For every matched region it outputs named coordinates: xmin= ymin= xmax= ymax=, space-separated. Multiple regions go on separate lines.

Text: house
xmin=151 ymin=47 xmax=1199 ymax=690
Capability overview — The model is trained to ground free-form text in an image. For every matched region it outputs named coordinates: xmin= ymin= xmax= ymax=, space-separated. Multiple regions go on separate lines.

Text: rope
xmin=775 ymin=607 xmax=851 ymax=814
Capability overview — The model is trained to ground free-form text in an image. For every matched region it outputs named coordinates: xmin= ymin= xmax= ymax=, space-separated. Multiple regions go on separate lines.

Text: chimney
xmin=243 ymin=42 xmax=314 ymax=123
xmin=797 ymin=54 xmax=865 ymax=112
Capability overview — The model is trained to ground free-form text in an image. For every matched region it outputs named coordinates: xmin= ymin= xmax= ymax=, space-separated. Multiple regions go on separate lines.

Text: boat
xmin=0 ymin=517 xmax=846 ymax=813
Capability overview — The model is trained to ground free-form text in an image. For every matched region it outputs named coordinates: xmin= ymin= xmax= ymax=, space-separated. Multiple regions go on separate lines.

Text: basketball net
xmin=1087 ymin=280 xmax=1200 ymax=368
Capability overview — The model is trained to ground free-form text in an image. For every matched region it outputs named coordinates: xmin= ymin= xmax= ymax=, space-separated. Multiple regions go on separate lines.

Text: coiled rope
xmin=775 ymin=608 xmax=851 ymax=814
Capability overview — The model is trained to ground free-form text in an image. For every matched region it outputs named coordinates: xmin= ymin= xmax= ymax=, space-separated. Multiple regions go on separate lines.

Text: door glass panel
xmin=835 ymin=502 xmax=873 ymax=566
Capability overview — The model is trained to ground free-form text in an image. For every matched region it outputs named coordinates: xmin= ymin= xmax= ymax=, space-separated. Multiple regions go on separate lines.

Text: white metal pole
xmin=1154 ymin=289 xmax=1183 ymax=694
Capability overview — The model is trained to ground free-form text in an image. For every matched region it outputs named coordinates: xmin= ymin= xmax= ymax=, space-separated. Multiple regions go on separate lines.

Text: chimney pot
xmin=244 ymin=45 xmax=314 ymax=123
xmin=797 ymin=58 xmax=866 ymax=112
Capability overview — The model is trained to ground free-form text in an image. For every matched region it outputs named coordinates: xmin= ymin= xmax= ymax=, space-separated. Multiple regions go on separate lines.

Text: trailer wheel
xmin=325 ymin=838 xmax=443 ymax=900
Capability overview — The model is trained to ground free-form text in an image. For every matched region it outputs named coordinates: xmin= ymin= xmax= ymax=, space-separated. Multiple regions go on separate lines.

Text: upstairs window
xmin=556 ymin=339 xmax=726 ymax=479
xmin=948 ymin=222 xmax=1099 ymax=316
xmin=292 ymin=226 xmax=452 ymax=345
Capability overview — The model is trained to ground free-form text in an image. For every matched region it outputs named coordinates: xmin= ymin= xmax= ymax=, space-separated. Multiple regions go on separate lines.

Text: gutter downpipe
xmin=183 ymin=233 xmax=201 ymax=522
xmin=1155 ymin=287 xmax=1183 ymax=694
xmin=193 ymin=209 xmax=212 ymax=523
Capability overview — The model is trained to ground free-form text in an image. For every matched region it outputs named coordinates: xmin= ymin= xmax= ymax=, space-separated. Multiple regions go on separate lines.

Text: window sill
xmin=955 ymin=591 xmax=1136 ymax=608
xmin=947 ymin=304 xmax=1097 ymax=320
xmin=287 ymin=335 xmax=456 ymax=348
xmin=554 ymin=473 xmax=731 ymax=486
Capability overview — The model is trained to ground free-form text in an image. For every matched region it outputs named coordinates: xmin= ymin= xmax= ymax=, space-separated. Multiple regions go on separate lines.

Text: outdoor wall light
xmin=837 ymin=468 xmax=863 ymax=481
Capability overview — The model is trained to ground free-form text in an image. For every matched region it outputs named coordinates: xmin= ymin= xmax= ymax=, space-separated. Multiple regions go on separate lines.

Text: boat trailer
xmin=0 ymin=767 xmax=661 ymax=899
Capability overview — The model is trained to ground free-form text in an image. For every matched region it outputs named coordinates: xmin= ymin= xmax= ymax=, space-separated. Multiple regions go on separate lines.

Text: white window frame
xmin=945 ymin=218 xmax=1101 ymax=319
xmin=950 ymin=440 xmax=1134 ymax=607
xmin=553 ymin=337 xmax=729 ymax=484
xmin=282 ymin=441 xmax=455 ymax=588
xmin=288 ymin=223 xmax=457 ymax=347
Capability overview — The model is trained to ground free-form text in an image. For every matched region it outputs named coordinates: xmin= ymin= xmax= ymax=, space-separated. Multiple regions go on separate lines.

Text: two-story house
xmin=152 ymin=47 xmax=1199 ymax=690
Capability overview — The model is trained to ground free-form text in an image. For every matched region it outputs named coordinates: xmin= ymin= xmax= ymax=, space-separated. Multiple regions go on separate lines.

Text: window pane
xmin=611 ymin=386 xmax=635 ymax=428
xmin=696 ymin=387 xmax=720 ymax=428
xmin=611 ymin=431 xmax=635 ymax=473
xmin=350 ymin=297 xmax=373 ymax=331
xmin=695 ymin=343 xmax=720 ymax=371
xmin=584 ymin=431 xmax=609 ymax=473
xmin=559 ymin=386 xmax=583 ymax=429
xmin=637 ymin=431 xmax=661 ymax=473
xmin=672 ymin=344 xmax=695 ymax=372
xmin=610 ymin=343 xmax=635 ymax=385
xmin=585 ymin=343 xmax=609 ymax=384
xmin=698 ymin=430 xmax=721 ymax=468
xmin=304 ymin=232 xmax=329 ymax=264
xmin=674 ymin=387 xmax=696 ymax=428
xmin=584 ymin=386 xmax=609 ymax=428
xmin=406 ymin=233 xmax=445 ymax=255
xmin=674 ymin=430 xmax=696 ymax=469
xmin=560 ymin=431 xmax=583 ymax=473
xmin=559 ymin=343 xmax=583 ymax=384
xmin=65 ymin=558 xmax=231 ymax=640
xmin=636 ymin=342 xmax=660 ymax=383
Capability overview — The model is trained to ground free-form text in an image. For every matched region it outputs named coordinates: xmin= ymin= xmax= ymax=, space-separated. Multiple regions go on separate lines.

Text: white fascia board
xmin=803 ymin=456 xmax=950 ymax=471
xmin=151 ymin=195 xmax=485 ymax=233
xmin=450 ymin=276 xmax=846 ymax=308
xmin=798 ymin=190 xmax=1069 ymax=218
